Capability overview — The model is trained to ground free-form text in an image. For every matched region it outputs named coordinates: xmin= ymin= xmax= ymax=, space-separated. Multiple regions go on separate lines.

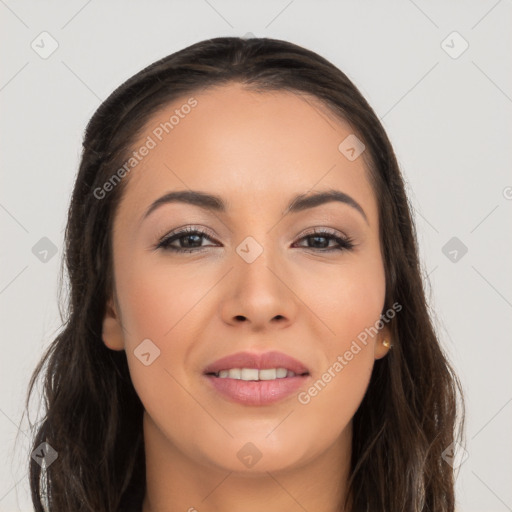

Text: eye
xmin=292 ymin=228 xmax=355 ymax=252
xmin=155 ymin=227 xmax=218 ymax=253
xmin=156 ymin=226 xmax=354 ymax=254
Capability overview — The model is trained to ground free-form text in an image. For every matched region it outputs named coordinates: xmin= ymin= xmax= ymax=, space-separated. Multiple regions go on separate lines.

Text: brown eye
xmin=156 ymin=228 xmax=218 ymax=253
xmin=293 ymin=230 xmax=354 ymax=252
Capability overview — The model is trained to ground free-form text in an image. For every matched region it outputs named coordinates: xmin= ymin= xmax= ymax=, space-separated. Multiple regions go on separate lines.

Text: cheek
xmin=119 ymin=280 xmax=204 ymax=449
xmin=115 ymin=257 xmax=221 ymax=400
xmin=293 ymin=257 xmax=384 ymax=422
xmin=297 ymin=254 xmax=386 ymax=341
xmin=295 ymin=342 xmax=374 ymax=453
xmin=115 ymin=258 xmax=210 ymax=342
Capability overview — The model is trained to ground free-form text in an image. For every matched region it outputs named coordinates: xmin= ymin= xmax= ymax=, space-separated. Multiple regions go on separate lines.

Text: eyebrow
xmin=141 ymin=188 xmax=368 ymax=224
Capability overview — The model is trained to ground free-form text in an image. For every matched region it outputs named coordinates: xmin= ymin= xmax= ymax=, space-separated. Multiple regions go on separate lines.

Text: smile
xmin=208 ymin=367 xmax=307 ymax=380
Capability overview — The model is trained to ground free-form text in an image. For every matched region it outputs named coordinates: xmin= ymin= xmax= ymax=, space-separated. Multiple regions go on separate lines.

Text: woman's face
xmin=102 ymin=82 xmax=390 ymax=474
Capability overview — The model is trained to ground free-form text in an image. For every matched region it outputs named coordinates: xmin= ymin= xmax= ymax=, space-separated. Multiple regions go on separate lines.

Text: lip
xmin=202 ymin=350 xmax=310 ymax=375
xmin=202 ymin=350 xmax=311 ymax=406
xmin=204 ymin=374 xmax=310 ymax=406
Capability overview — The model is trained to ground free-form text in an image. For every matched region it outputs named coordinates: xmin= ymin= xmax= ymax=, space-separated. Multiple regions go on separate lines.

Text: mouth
xmin=202 ymin=350 xmax=311 ymax=379
xmin=202 ymin=350 xmax=311 ymax=406
xmin=205 ymin=368 xmax=310 ymax=380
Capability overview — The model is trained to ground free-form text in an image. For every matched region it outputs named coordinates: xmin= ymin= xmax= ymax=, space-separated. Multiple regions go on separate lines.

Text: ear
xmin=374 ymin=324 xmax=393 ymax=360
xmin=101 ymin=296 xmax=125 ymax=351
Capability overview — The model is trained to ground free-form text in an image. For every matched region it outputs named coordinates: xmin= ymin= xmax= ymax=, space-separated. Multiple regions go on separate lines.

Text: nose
xmin=219 ymin=245 xmax=298 ymax=332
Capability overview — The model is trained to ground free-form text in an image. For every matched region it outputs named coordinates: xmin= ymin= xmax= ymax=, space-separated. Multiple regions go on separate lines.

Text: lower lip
xmin=204 ymin=374 xmax=310 ymax=406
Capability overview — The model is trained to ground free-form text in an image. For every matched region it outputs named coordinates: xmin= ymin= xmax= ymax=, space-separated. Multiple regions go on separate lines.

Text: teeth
xmin=276 ymin=367 xmax=288 ymax=378
xmin=259 ymin=368 xmax=277 ymax=380
xmin=241 ymin=368 xmax=259 ymax=380
xmin=214 ymin=367 xmax=298 ymax=380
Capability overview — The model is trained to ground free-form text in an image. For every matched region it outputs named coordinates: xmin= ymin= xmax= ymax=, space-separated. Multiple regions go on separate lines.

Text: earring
xmin=382 ymin=339 xmax=393 ymax=349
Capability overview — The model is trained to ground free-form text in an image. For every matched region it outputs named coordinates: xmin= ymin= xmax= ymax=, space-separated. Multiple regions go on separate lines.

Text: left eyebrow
xmin=285 ymin=189 xmax=368 ymax=224
xmin=140 ymin=188 xmax=369 ymax=225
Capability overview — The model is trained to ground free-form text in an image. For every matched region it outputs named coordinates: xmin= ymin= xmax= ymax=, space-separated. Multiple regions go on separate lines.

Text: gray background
xmin=1 ymin=1 xmax=511 ymax=510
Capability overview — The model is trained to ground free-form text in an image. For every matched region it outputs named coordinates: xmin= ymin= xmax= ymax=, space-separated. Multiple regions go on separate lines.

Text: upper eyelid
xmin=162 ymin=225 xmax=218 ymax=240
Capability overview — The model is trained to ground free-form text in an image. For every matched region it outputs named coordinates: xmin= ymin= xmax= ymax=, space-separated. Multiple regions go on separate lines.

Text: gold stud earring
xmin=382 ymin=339 xmax=393 ymax=349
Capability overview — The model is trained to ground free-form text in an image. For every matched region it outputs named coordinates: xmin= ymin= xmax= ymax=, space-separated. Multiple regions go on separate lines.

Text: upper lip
xmin=203 ymin=350 xmax=310 ymax=375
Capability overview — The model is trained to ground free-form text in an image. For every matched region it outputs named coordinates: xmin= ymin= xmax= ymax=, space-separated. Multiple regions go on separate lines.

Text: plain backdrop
xmin=1 ymin=1 xmax=511 ymax=511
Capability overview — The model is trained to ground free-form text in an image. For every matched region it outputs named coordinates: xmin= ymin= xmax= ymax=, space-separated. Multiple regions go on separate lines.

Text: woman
xmin=25 ymin=36 xmax=465 ymax=511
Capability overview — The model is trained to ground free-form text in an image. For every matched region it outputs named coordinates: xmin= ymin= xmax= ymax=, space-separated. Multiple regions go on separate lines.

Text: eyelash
xmin=155 ymin=226 xmax=355 ymax=254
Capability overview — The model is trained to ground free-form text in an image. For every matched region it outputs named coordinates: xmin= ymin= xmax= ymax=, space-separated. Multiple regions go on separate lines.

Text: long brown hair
xmin=24 ymin=36 xmax=465 ymax=511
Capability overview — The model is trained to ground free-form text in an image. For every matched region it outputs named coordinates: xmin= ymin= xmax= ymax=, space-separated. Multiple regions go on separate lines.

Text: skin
xmin=102 ymin=82 xmax=391 ymax=512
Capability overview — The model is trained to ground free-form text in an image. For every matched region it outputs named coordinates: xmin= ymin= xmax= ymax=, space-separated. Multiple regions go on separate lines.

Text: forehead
xmin=117 ymin=82 xmax=377 ymax=223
